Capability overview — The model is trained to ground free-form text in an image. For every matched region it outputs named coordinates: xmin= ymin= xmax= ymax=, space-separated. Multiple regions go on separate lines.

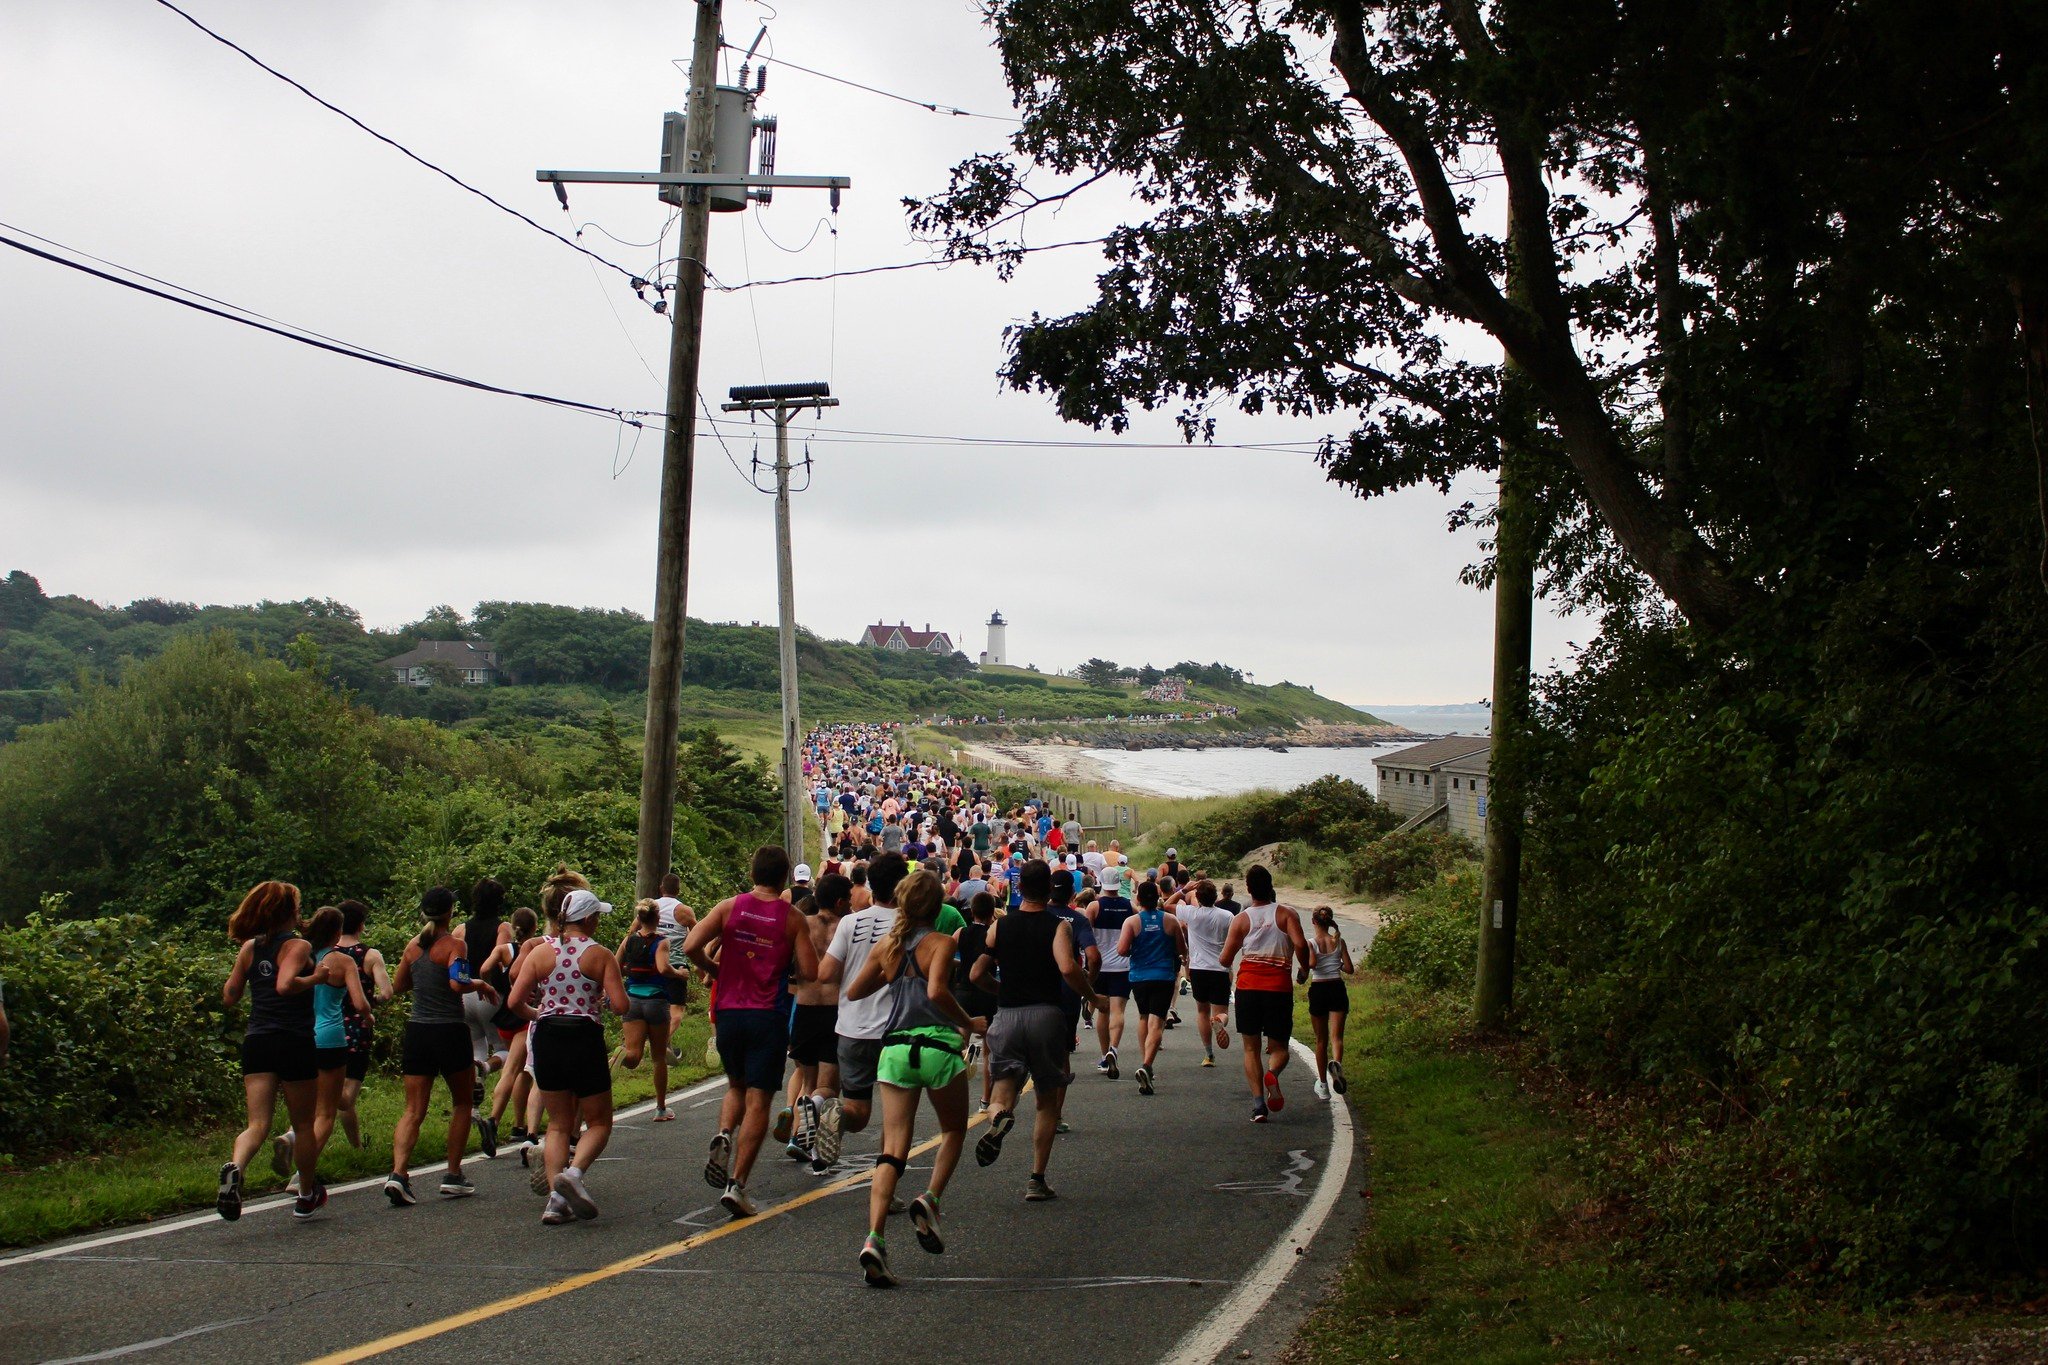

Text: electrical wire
xmin=147 ymin=0 xmax=648 ymax=289
xmin=709 ymin=237 xmax=1109 ymax=291
xmin=706 ymin=45 xmax=1020 ymax=121
xmin=0 ymin=228 xmax=643 ymax=425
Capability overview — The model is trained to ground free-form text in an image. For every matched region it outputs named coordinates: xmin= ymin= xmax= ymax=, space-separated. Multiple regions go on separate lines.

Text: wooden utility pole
xmin=1474 ymin=358 xmax=1536 ymax=1029
xmin=631 ymin=0 xmax=722 ymax=900
xmin=722 ymin=382 xmax=836 ymax=860
xmin=533 ymin=10 xmax=847 ymax=898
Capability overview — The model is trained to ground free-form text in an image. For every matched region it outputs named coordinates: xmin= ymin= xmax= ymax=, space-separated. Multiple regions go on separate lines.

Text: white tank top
xmin=1236 ymin=902 xmax=1294 ymax=992
xmin=535 ymin=934 xmax=601 ymax=1020
xmin=1311 ymin=933 xmax=1345 ymax=981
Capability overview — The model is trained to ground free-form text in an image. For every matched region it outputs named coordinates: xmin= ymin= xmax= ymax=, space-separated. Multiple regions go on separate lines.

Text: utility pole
xmin=535 ymin=10 xmax=849 ymax=898
xmin=723 ymin=382 xmax=837 ymax=860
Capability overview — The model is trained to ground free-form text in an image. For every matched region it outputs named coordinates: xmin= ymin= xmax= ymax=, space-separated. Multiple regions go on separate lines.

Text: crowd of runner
xmin=213 ymin=721 xmax=1355 ymax=1287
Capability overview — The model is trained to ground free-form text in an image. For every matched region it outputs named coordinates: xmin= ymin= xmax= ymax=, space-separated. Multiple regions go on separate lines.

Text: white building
xmin=380 ymin=639 xmax=500 ymax=687
xmin=978 ymin=610 xmax=1008 ymax=667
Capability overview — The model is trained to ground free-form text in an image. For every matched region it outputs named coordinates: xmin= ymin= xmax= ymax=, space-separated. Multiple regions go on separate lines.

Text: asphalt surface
xmin=8 ymin=1012 xmax=1365 ymax=1365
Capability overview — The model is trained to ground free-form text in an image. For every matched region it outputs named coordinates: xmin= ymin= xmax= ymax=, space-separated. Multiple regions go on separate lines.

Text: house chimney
xmin=924 ymin=622 xmax=930 ymax=632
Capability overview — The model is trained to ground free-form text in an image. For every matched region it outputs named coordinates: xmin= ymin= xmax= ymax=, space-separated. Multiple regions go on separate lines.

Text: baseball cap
xmin=561 ymin=889 xmax=611 ymax=922
xmin=794 ymin=863 xmax=813 ymax=883
xmin=1166 ymin=847 xmax=1178 ymax=857
xmin=418 ymin=886 xmax=456 ymax=919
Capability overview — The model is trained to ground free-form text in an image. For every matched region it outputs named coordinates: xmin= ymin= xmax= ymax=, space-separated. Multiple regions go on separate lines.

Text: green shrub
xmin=1348 ymin=826 xmax=1477 ymax=897
xmin=0 ymin=907 xmax=241 ymax=1158
xmin=1366 ymin=868 xmax=1479 ymax=994
xmin=1176 ymin=776 xmax=1396 ymax=869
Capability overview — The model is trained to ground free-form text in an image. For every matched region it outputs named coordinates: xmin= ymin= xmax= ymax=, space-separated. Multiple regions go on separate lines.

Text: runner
xmin=457 ymin=878 xmax=512 ymax=1094
xmin=653 ymin=872 xmax=697 ymax=1049
xmin=953 ymin=891 xmax=1001 ymax=1111
xmin=1306 ymin=906 xmax=1355 ymax=1100
xmin=218 ymin=880 xmax=319 ymax=1221
xmin=1046 ymin=872 xmax=1099 ymax=1136
xmin=843 ymin=869 xmax=982 ymax=1287
xmin=1174 ymin=880 xmax=1236 ymax=1066
xmin=385 ymin=887 xmax=501 ymax=1206
xmin=1089 ymin=876 xmax=1136 ymax=1078
xmin=615 ymin=901 xmax=675 ymax=1119
xmin=1218 ymin=865 xmax=1311 ymax=1122
xmin=482 ymin=907 xmax=540 ymax=1143
xmin=334 ymin=899 xmax=391 ymax=1150
xmin=971 ymin=859 xmax=1101 ymax=1201
xmin=1115 ymin=879 xmax=1186 ymax=1096
xmin=812 ymin=851 xmax=909 ymax=1170
xmin=786 ymin=872 xmax=850 ymax=1168
xmin=682 ymin=845 xmax=820 ymax=1217
xmin=296 ymin=906 xmax=370 ymax=1219
xmin=508 ymin=882 xmax=628 ymax=1224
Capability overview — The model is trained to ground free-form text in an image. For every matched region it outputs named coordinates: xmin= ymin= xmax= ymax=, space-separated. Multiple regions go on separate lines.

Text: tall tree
xmin=912 ymin=0 xmax=2042 ymax=635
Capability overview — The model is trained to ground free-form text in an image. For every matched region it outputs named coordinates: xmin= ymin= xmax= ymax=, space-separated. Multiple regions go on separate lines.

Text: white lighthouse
xmin=978 ymin=610 xmax=1008 ymax=668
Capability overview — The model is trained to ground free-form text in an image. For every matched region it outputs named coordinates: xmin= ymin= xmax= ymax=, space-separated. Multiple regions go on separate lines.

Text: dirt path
xmin=1239 ymin=842 xmax=1384 ymax=956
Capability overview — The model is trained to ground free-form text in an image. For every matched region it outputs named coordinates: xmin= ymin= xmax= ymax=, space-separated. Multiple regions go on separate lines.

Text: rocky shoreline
xmin=959 ymin=720 xmax=1423 ymax=752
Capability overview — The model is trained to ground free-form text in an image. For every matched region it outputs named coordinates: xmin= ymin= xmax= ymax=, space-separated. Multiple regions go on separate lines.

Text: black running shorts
xmin=1131 ymin=978 xmax=1174 ymax=1019
xmin=1307 ymin=979 xmax=1351 ymax=1017
xmin=1188 ymin=968 xmax=1231 ymax=1006
xmin=1234 ymin=988 xmax=1294 ymax=1043
xmin=401 ymin=1020 xmax=474 ymax=1080
xmin=241 ymin=1030 xmax=316 ymax=1083
xmin=531 ymin=1017 xmax=610 ymax=1098
xmin=787 ymin=1003 xmax=840 ymax=1067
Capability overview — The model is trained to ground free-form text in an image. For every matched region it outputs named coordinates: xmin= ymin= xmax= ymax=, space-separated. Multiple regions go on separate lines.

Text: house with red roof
xmin=858 ymin=621 xmax=956 ymax=655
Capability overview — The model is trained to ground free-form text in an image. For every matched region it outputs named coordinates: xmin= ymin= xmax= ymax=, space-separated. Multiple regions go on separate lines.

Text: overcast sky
xmin=0 ymin=0 xmax=1581 ymax=706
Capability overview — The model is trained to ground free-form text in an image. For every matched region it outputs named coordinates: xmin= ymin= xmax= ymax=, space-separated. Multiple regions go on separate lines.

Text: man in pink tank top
xmin=682 ymin=845 xmax=820 ymax=1217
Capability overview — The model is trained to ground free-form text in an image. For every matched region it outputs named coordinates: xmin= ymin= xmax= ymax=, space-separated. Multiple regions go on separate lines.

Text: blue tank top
xmin=1128 ymin=908 xmax=1176 ymax=983
xmin=311 ymin=947 xmax=347 ymax=1050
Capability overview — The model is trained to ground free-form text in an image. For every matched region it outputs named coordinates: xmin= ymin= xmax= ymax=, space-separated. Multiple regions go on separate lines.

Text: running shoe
xmin=292 ymin=1182 xmax=327 ymax=1222
xmin=540 ymin=1193 xmax=575 ymax=1225
xmin=704 ymin=1130 xmax=733 ymax=1190
xmin=653 ymin=1106 xmax=675 ymax=1123
xmin=528 ymin=1154 xmax=552 ymax=1197
xmin=810 ymin=1155 xmax=834 ymax=1177
xmin=1201 ymin=1055 xmax=1216 ymax=1068
xmin=786 ymin=1139 xmax=809 ymax=1163
xmin=1264 ymin=1069 xmax=1286 ymax=1113
xmin=772 ymin=1105 xmax=794 ymax=1144
xmin=1251 ymin=1101 xmax=1270 ymax=1124
xmin=1055 ymin=1119 xmax=1072 ymax=1134
xmin=1179 ymin=977 xmax=1192 ymax=996
xmin=384 ymin=1172 xmax=416 ymax=1206
xmin=1135 ymin=1064 xmax=1154 ymax=1095
xmin=1314 ymin=1079 xmax=1330 ymax=1101
xmin=475 ymin=1115 xmax=498 ymax=1160
xmin=555 ymin=1167 xmax=599 ymax=1220
xmin=1094 ymin=1053 xmax=1112 ymax=1074
xmin=720 ymin=1181 xmax=756 ymax=1219
xmin=509 ymin=1125 xmax=531 ymax=1145
xmin=1166 ymin=1010 xmax=1181 ymax=1029
xmin=1105 ymin=1047 xmax=1120 ymax=1081
xmin=285 ymin=1171 xmax=300 ymax=1194
xmin=1329 ymin=1059 xmax=1347 ymax=1095
xmin=860 ymin=1233 xmax=898 ymax=1287
xmin=440 ymin=1174 xmax=476 ymax=1199
xmin=794 ymin=1096 xmax=816 ymax=1152
xmin=975 ymin=1109 xmax=1015 ymax=1167
xmin=1024 ymin=1174 xmax=1058 ymax=1202
xmin=216 ymin=1162 xmax=243 ymax=1221
xmin=1215 ymin=1024 xmax=1230 ymax=1051
xmin=813 ymin=1100 xmax=844 ymax=1165
xmin=270 ymin=1131 xmax=294 ymax=1179
xmin=910 ymin=1193 xmax=944 ymax=1253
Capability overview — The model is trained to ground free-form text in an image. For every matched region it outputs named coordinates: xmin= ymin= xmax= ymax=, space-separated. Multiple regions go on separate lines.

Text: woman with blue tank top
xmin=1114 ymin=879 xmax=1187 ymax=1097
xmin=218 ymin=881 xmax=320 ymax=1222
xmin=842 ymin=869 xmax=983 ymax=1288
xmin=290 ymin=905 xmax=369 ymax=1219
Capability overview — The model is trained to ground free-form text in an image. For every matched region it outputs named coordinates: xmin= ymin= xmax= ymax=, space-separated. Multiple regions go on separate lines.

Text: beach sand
xmin=943 ymin=739 xmax=1129 ymax=789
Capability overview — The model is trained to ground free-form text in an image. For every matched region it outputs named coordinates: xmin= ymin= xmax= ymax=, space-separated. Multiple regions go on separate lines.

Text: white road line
xmin=1157 ymin=1038 xmax=1356 ymax=1365
xmin=38 ymin=1315 xmax=253 ymax=1363
xmin=0 ymin=1076 xmax=725 ymax=1270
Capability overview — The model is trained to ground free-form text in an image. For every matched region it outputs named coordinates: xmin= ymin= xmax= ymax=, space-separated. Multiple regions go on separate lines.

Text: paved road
xmin=7 ymin=1021 xmax=1363 ymax=1365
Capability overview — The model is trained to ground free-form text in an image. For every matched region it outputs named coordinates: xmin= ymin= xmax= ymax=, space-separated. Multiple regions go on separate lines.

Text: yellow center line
xmin=306 ymin=1097 xmax=1012 ymax=1364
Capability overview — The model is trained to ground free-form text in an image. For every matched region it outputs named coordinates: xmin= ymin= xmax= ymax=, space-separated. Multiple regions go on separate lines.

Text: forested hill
xmin=0 ymin=571 xmax=1365 ymax=741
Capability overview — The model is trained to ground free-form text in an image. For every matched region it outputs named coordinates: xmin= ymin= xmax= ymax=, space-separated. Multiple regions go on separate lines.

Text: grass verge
xmin=0 ymin=1011 xmax=716 ymax=1248
xmin=1292 ymin=974 xmax=2029 ymax=1363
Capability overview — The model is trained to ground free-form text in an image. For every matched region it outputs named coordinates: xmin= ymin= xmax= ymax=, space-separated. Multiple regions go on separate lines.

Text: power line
xmin=696 ymin=416 xmax=1321 ymax=452
xmin=713 ymin=237 xmax=1109 ymax=291
xmin=148 ymin=0 xmax=650 ymax=291
xmin=704 ymin=45 xmax=1021 ymax=122
xmin=0 ymin=228 xmax=643 ymax=425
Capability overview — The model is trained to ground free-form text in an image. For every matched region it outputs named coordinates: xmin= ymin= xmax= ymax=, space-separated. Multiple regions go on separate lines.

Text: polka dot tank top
xmin=535 ymin=934 xmax=601 ymax=1020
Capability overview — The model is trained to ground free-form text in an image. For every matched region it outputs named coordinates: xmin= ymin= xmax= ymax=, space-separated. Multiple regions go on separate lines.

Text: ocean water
xmin=1081 ymin=742 xmax=1428 ymax=799
xmin=1357 ymin=703 xmax=1492 ymax=735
